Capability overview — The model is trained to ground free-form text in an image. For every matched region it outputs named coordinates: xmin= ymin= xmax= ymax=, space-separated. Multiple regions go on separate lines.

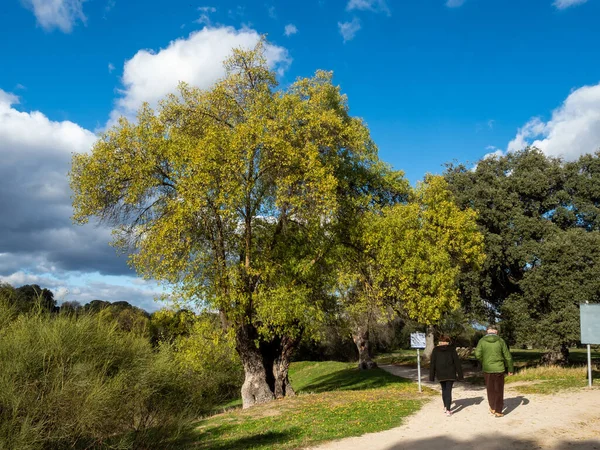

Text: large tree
xmin=445 ymin=148 xmax=600 ymax=362
xmin=503 ymin=228 xmax=600 ymax=363
xmin=338 ymin=175 xmax=485 ymax=364
xmin=70 ymin=42 xmax=393 ymax=407
xmin=444 ymin=148 xmax=566 ymax=321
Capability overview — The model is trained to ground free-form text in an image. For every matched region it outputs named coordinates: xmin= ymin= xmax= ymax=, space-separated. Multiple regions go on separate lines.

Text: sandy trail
xmin=308 ymin=365 xmax=600 ymax=450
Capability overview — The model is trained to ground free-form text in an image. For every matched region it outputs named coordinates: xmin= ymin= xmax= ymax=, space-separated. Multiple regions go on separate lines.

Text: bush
xmin=173 ymin=313 xmax=244 ymax=407
xmin=0 ymin=309 xmax=195 ymax=449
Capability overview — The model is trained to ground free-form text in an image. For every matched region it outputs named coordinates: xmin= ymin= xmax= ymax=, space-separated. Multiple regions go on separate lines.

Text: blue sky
xmin=1 ymin=0 xmax=600 ymax=309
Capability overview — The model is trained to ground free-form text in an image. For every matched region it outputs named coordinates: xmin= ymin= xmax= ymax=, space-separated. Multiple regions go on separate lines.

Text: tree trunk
xmin=424 ymin=325 xmax=436 ymax=360
xmin=236 ymin=325 xmax=275 ymax=409
xmin=272 ymin=334 xmax=301 ymax=399
xmin=541 ymin=343 xmax=570 ymax=366
xmin=236 ymin=324 xmax=302 ymax=408
xmin=352 ymin=325 xmax=377 ymax=370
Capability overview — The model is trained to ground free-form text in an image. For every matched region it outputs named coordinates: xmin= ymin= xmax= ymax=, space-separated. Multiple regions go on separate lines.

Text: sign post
xmin=588 ymin=344 xmax=593 ymax=388
xmin=580 ymin=303 xmax=600 ymax=388
xmin=410 ymin=332 xmax=426 ymax=393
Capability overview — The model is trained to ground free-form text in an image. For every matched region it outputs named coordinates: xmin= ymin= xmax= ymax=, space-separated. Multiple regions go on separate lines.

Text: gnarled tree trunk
xmin=541 ymin=343 xmax=570 ymax=366
xmin=272 ymin=334 xmax=301 ymax=399
xmin=424 ymin=325 xmax=436 ymax=360
xmin=352 ymin=325 xmax=377 ymax=370
xmin=236 ymin=325 xmax=275 ymax=408
xmin=236 ymin=324 xmax=302 ymax=408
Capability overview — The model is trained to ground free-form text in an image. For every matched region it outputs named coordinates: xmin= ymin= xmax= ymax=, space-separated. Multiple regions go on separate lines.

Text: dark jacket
xmin=475 ymin=334 xmax=514 ymax=373
xmin=429 ymin=345 xmax=464 ymax=382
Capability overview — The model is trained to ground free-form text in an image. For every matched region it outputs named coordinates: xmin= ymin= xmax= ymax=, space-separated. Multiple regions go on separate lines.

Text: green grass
xmin=184 ymin=361 xmax=431 ymax=449
xmin=374 ymin=350 xmax=418 ymax=366
xmin=509 ymin=348 xmax=600 ymax=367
xmin=463 ymin=347 xmax=600 ymax=393
xmin=506 ymin=366 xmax=600 ymax=394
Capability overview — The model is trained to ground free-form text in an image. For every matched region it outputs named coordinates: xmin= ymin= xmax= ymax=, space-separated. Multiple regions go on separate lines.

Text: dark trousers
xmin=484 ymin=372 xmax=505 ymax=413
xmin=440 ymin=380 xmax=454 ymax=410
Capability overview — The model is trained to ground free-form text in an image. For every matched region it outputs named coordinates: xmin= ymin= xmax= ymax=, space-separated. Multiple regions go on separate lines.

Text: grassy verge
xmin=186 ymin=361 xmax=432 ymax=449
xmin=374 ymin=350 xmax=419 ymax=366
xmin=508 ymin=348 xmax=600 ymax=368
xmin=506 ymin=366 xmax=600 ymax=394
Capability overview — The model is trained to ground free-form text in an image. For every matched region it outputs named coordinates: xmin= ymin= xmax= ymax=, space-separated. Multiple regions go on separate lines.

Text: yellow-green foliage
xmin=365 ymin=175 xmax=485 ymax=324
xmin=173 ymin=313 xmax=244 ymax=405
xmin=0 ymin=308 xmax=198 ymax=449
xmin=70 ymin=41 xmax=387 ymax=344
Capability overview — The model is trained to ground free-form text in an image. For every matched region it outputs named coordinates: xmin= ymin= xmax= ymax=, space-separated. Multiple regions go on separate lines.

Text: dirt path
xmin=308 ymin=365 xmax=600 ymax=450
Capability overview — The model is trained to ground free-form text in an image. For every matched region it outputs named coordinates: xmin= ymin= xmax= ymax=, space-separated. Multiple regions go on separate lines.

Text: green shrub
xmin=173 ymin=313 xmax=244 ymax=407
xmin=0 ymin=310 xmax=195 ymax=449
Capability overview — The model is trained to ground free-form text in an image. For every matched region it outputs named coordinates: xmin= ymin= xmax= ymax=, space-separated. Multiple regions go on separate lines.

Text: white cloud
xmin=0 ymin=89 xmax=133 ymax=276
xmin=228 ymin=6 xmax=245 ymax=19
xmin=104 ymin=0 xmax=115 ymax=15
xmin=338 ymin=18 xmax=361 ymax=42
xmin=267 ymin=5 xmax=277 ymax=19
xmin=553 ymin=0 xmax=588 ymax=9
xmin=108 ymin=62 xmax=115 ymax=73
xmin=195 ymin=6 xmax=217 ymax=26
xmin=507 ymin=83 xmax=600 ymax=160
xmin=446 ymin=0 xmax=466 ymax=7
xmin=110 ymin=27 xmax=291 ymax=123
xmin=0 ymin=90 xmax=19 ymax=106
xmin=347 ymin=0 xmax=390 ymax=15
xmin=284 ymin=24 xmax=298 ymax=37
xmin=21 ymin=0 xmax=87 ymax=33
xmin=483 ymin=148 xmax=505 ymax=160
xmin=0 ymin=89 xmax=170 ymax=309
xmin=0 ymin=89 xmax=95 ymax=162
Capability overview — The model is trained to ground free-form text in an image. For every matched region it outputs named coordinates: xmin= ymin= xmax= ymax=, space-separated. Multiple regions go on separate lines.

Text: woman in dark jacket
xmin=429 ymin=335 xmax=464 ymax=416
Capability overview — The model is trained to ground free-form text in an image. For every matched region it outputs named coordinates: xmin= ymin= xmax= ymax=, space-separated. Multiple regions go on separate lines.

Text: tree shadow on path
xmin=385 ymin=434 xmax=600 ymax=450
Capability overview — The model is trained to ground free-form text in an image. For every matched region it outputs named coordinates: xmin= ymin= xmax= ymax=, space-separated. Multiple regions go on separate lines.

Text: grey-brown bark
xmin=424 ymin=325 xmax=436 ymax=360
xmin=236 ymin=325 xmax=275 ymax=409
xmin=272 ymin=334 xmax=301 ymax=399
xmin=352 ymin=325 xmax=377 ymax=370
xmin=541 ymin=344 xmax=570 ymax=366
xmin=236 ymin=324 xmax=302 ymax=408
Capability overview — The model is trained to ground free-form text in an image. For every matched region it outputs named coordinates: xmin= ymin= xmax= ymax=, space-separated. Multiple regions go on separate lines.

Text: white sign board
xmin=581 ymin=303 xmax=600 ymax=344
xmin=410 ymin=332 xmax=426 ymax=349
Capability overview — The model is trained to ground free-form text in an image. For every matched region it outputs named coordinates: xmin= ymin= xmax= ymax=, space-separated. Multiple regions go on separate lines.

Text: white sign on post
xmin=580 ymin=303 xmax=600 ymax=387
xmin=410 ymin=332 xmax=426 ymax=349
xmin=410 ymin=332 xmax=427 ymax=393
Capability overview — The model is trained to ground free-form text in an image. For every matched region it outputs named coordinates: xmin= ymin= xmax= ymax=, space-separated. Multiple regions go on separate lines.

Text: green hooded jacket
xmin=475 ymin=334 xmax=514 ymax=373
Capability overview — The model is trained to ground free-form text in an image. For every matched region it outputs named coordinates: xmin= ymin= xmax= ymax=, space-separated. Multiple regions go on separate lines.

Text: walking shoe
xmin=445 ymin=409 xmax=452 ymax=416
xmin=494 ymin=412 xmax=504 ymax=418
xmin=489 ymin=407 xmax=495 ymax=415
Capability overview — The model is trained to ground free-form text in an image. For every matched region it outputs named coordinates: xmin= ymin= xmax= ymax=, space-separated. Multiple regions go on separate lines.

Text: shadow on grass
xmin=298 ymin=367 xmax=413 ymax=394
xmin=173 ymin=424 xmax=302 ymax=450
xmin=450 ymin=396 xmax=484 ymax=414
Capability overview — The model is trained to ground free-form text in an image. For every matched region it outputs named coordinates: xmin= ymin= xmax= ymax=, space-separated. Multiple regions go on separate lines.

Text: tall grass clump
xmin=0 ymin=300 xmax=196 ymax=449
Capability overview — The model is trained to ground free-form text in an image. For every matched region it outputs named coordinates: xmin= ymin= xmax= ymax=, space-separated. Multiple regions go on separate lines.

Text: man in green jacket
xmin=475 ymin=325 xmax=514 ymax=417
